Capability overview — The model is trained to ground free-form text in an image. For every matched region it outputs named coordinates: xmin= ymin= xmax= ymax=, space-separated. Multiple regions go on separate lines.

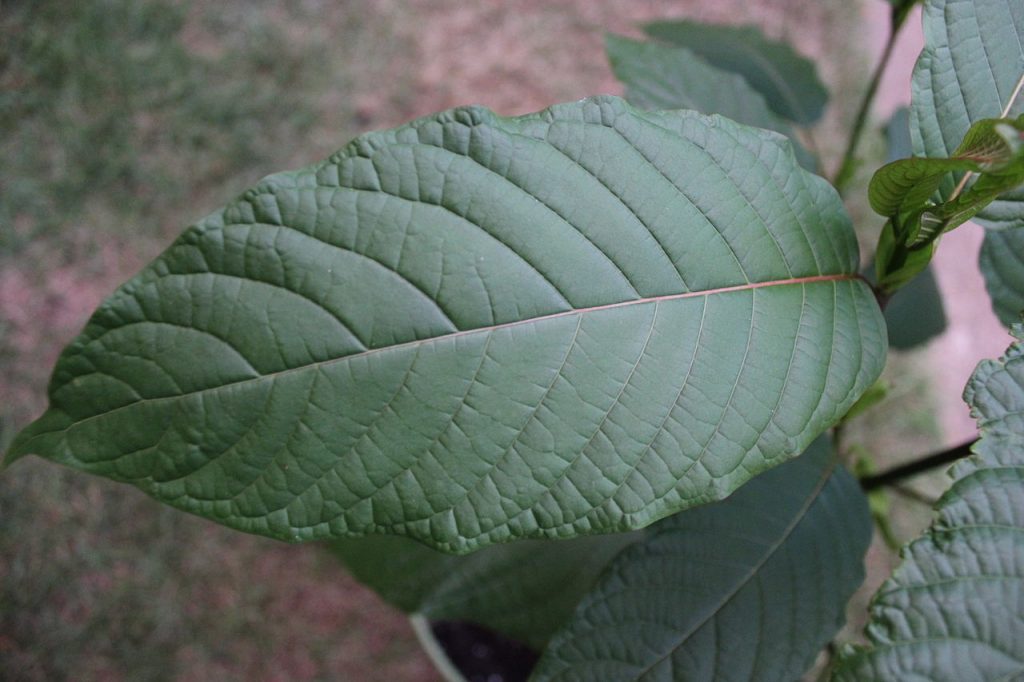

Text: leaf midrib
xmin=30 ymin=273 xmax=859 ymax=441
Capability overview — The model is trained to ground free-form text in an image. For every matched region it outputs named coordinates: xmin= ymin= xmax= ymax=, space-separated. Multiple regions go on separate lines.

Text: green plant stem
xmin=860 ymin=439 xmax=975 ymax=491
xmin=833 ymin=7 xmax=908 ymax=195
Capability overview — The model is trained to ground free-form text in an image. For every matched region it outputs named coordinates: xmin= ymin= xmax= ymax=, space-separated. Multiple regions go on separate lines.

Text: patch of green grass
xmin=0 ymin=0 xmax=324 ymax=254
xmin=0 ymin=1 xmax=435 ymax=679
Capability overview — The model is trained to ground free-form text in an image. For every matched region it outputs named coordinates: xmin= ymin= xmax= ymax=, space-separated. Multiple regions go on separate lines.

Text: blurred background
xmin=0 ymin=0 xmax=1010 ymax=680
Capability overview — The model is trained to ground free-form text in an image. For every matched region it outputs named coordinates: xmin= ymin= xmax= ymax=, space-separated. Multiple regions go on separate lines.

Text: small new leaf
xmin=872 ymin=115 xmax=1024 ymax=292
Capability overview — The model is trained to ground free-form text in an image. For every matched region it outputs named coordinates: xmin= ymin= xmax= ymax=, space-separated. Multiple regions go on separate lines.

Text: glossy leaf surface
xmin=531 ymin=439 xmax=872 ymax=682
xmin=5 ymin=96 xmax=885 ymax=552
xmin=833 ymin=327 xmax=1024 ymax=681
xmin=871 ymin=115 xmax=1024 ymax=291
xmin=643 ymin=20 xmax=828 ymax=125
xmin=871 ymin=116 xmax=1024 ymax=246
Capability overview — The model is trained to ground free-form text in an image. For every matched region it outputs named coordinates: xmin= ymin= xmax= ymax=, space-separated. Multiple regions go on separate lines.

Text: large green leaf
xmin=4 ymin=96 xmax=885 ymax=553
xmin=910 ymin=0 xmax=1024 ymax=230
xmin=643 ymin=20 xmax=828 ymax=125
xmin=530 ymin=438 xmax=872 ymax=681
xmin=604 ymin=34 xmax=815 ymax=170
xmin=331 ymin=531 xmax=641 ymax=650
xmin=833 ymin=327 xmax=1024 ymax=681
xmin=981 ymin=228 xmax=1024 ymax=326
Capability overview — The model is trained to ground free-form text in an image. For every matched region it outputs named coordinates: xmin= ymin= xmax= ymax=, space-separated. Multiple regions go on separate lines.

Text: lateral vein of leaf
xmin=623 ymin=459 xmax=836 ymax=679
xmin=541 ymin=136 xmax=688 ymax=289
xmin=420 ymin=135 xmax=643 ymax=296
xmin=875 ymin=569 xmax=1024 ymax=602
xmin=35 ymin=274 xmax=859 ymax=441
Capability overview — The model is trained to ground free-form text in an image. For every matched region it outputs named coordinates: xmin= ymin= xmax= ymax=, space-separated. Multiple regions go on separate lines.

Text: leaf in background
xmin=4 ymin=96 xmax=885 ymax=553
xmin=885 ymin=107 xmax=913 ymax=163
xmin=910 ymin=0 xmax=1024 ymax=230
xmin=884 ymin=265 xmax=947 ymax=349
xmin=604 ymin=34 xmax=816 ymax=171
xmin=531 ymin=438 xmax=872 ymax=682
xmin=643 ymin=20 xmax=828 ymax=125
xmin=833 ymin=327 xmax=1024 ymax=681
xmin=331 ymin=531 xmax=641 ymax=650
xmin=980 ymin=228 xmax=1024 ymax=326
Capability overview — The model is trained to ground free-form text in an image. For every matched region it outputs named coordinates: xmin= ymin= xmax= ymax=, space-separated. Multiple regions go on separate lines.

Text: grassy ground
xmin=1 ymin=1 xmax=437 ymax=679
xmin=0 ymin=0 xmax=951 ymax=679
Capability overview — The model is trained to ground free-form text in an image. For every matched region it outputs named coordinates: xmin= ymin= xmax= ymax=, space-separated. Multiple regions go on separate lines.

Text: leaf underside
xmin=833 ymin=328 xmax=1024 ymax=681
xmin=980 ymin=228 xmax=1024 ymax=326
xmin=6 ymin=96 xmax=885 ymax=552
xmin=910 ymin=0 xmax=1024 ymax=230
xmin=531 ymin=438 xmax=872 ymax=682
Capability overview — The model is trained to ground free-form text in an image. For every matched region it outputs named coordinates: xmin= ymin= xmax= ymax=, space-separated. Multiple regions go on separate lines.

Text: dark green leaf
xmin=884 ymin=265 xmax=946 ymax=349
xmin=643 ymin=20 xmax=828 ymax=125
xmin=531 ymin=439 xmax=872 ymax=682
xmin=604 ymin=34 xmax=816 ymax=171
xmin=885 ymin=107 xmax=913 ymax=163
xmin=332 ymin=531 xmax=640 ymax=649
xmin=980 ymin=228 xmax=1024 ymax=326
xmin=910 ymin=0 xmax=1024 ymax=230
xmin=4 ymin=96 xmax=885 ymax=553
xmin=833 ymin=327 xmax=1024 ymax=681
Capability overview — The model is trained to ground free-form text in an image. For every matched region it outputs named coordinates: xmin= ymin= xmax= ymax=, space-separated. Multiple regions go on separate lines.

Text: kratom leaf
xmin=871 ymin=116 xmax=1024 ymax=291
xmin=531 ymin=438 xmax=872 ymax=682
xmin=643 ymin=20 xmax=828 ymax=125
xmin=980 ymin=228 xmax=1024 ymax=326
xmin=604 ymin=34 xmax=816 ymax=171
xmin=332 ymin=531 xmax=641 ymax=650
xmin=884 ymin=265 xmax=946 ymax=349
xmin=833 ymin=327 xmax=1024 ymax=681
xmin=870 ymin=116 xmax=1024 ymax=246
xmin=4 ymin=96 xmax=885 ymax=553
xmin=874 ymin=219 xmax=935 ymax=292
xmin=910 ymin=0 xmax=1024 ymax=230
xmin=885 ymin=107 xmax=913 ymax=163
